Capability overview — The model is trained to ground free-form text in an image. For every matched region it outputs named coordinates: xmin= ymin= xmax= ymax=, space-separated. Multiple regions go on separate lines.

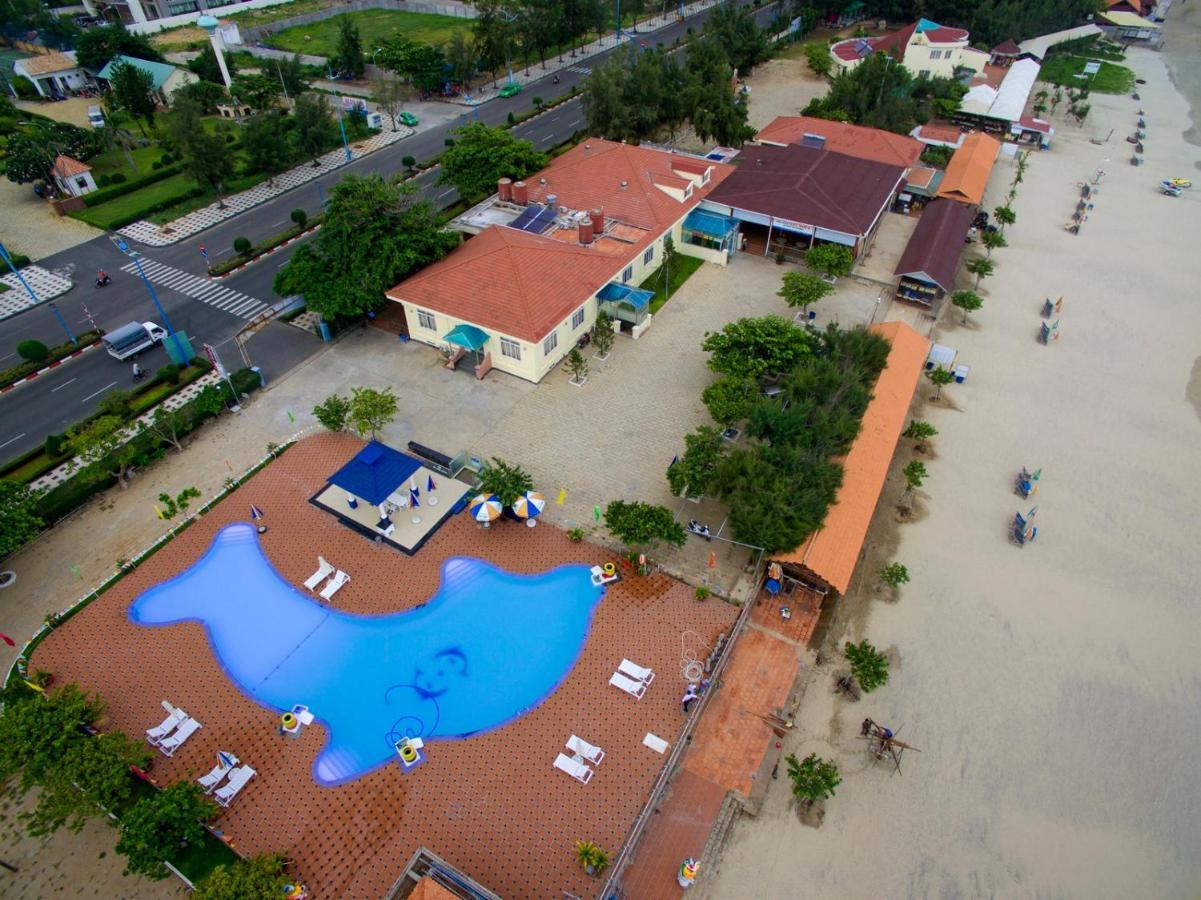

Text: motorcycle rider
xmin=96 ymin=269 xmax=110 ymax=286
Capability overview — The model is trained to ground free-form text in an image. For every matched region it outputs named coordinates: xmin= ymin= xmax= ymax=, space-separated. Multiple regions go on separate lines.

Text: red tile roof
xmin=921 ymin=25 xmax=969 ymax=43
xmin=1017 ymin=115 xmax=1053 ymax=134
xmin=705 ymin=143 xmax=904 ymax=238
xmin=893 ymin=198 xmax=976 ymax=291
xmin=872 ymin=21 xmax=918 ymax=57
xmin=991 ymin=38 xmax=1021 ymax=54
xmin=756 ymin=116 xmax=923 ymax=169
xmin=773 ymin=322 xmax=929 ymax=594
xmin=914 ymin=123 xmax=964 ymax=146
xmin=52 ymin=154 xmax=91 ymax=178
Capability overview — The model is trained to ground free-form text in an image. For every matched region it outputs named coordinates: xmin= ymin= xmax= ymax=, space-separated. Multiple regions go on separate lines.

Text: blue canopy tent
xmin=443 ymin=323 xmax=490 ymax=352
xmin=681 ymin=209 xmax=738 ymax=253
xmin=328 ymin=441 xmax=423 ymax=505
xmin=597 ymin=282 xmax=654 ymax=326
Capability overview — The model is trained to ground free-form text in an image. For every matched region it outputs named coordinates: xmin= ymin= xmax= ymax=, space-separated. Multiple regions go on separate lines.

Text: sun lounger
xmin=618 ymin=658 xmax=655 ymax=684
xmin=304 ymin=556 xmax=334 ymax=591
xmin=158 ymin=717 xmax=201 ymax=756
xmin=197 ymin=752 xmax=239 ymax=793
xmin=320 ymin=569 xmax=350 ymax=601
xmin=566 ymin=734 xmax=605 ymax=765
xmin=214 ymin=765 xmax=256 ymax=807
xmin=609 ymin=671 xmax=647 ymax=700
xmin=554 ymin=753 xmax=593 ymax=784
xmin=146 ymin=705 xmax=188 ymax=745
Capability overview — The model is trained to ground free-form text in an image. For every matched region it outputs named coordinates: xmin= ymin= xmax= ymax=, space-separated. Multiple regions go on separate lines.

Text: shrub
xmin=151 ymin=161 xmax=162 ymax=170
xmin=844 ymin=639 xmax=889 ymax=692
xmin=224 ymin=133 xmax=236 ymax=144
xmin=160 ymin=153 xmax=174 ymax=165
xmin=156 ymin=363 xmax=181 ymax=385
xmin=567 ymin=527 xmax=584 ymax=542
xmin=290 ymin=208 xmax=307 ymax=228
xmin=17 ymin=339 xmax=49 ymax=363
xmin=402 ymin=154 xmax=416 ymax=172
xmin=507 ymin=112 xmax=515 ymax=125
xmin=233 ymin=236 xmax=252 ymax=255
xmin=695 ymin=585 xmax=711 ymax=600
xmin=110 ymin=173 xmax=127 ymax=184
xmin=44 ymin=433 xmax=68 ymax=458
xmin=98 ymin=173 xmax=113 ymax=187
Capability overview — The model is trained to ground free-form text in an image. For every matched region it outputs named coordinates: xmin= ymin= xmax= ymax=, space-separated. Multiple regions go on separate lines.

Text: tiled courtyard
xmin=29 ymin=432 xmax=738 ymax=898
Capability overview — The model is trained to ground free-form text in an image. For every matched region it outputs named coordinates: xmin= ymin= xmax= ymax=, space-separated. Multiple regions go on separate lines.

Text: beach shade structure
xmin=469 ymin=494 xmax=503 ymax=525
xmin=250 ymin=504 xmax=264 ymax=520
xmin=409 ymin=486 xmax=421 ymax=508
xmin=512 ymin=491 xmax=546 ymax=519
xmin=426 ymin=474 xmax=438 ymax=507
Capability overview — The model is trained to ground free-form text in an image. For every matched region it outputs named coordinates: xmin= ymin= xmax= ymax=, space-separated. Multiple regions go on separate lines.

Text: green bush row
xmin=92 ymin=185 xmax=211 ymax=231
xmin=82 ymin=164 xmax=184 ymax=207
xmin=0 ymin=330 xmax=104 ymax=391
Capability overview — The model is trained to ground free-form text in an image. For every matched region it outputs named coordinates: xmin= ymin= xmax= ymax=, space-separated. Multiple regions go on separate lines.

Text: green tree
xmin=0 ymin=684 xmax=104 ymax=791
xmin=667 ymin=425 xmax=725 ymax=498
xmin=17 ymin=339 xmax=49 ymax=362
xmin=472 ymin=0 xmax=517 ymax=81
xmin=140 ymin=404 xmax=189 ymax=452
xmin=902 ymin=419 xmax=937 ymax=450
xmin=878 ymin=562 xmax=910 ymax=591
xmin=566 ymin=348 xmax=588 ymax=384
xmin=701 ymin=375 xmax=756 ymax=427
xmin=785 ymin=753 xmax=841 ymax=806
xmin=109 ymin=61 xmax=158 ymax=134
xmin=71 ymin=414 xmax=136 ymax=489
xmin=35 ymin=120 xmax=103 ymax=161
xmin=347 ymin=386 xmax=398 ymax=438
xmin=445 ymin=31 xmax=478 ymax=87
xmin=313 ymin=394 xmax=350 ymax=431
xmin=242 ymin=111 xmax=292 ymax=179
xmin=804 ymin=41 xmax=832 ymax=77
xmin=292 ymin=93 xmax=336 ymax=165
xmin=980 ymin=229 xmax=1007 ymax=256
xmin=592 ymin=310 xmax=615 ymax=358
xmin=702 ymin=315 xmax=813 ymax=381
xmin=277 ymin=54 xmax=309 ymax=96
xmin=686 ymin=36 xmax=754 ymax=147
xmin=477 ymin=457 xmax=534 ymax=508
xmin=291 ymin=208 xmax=308 ymax=228
xmin=373 ymin=76 xmax=412 ymax=132
xmin=965 ymin=256 xmax=995 ymax=290
xmin=844 ymin=639 xmax=889 ymax=692
xmin=902 ymin=459 xmax=928 ymax=499
xmin=169 ymin=97 xmax=235 ymax=205
xmin=437 ymin=123 xmax=548 ymax=201
xmin=230 ymin=73 xmax=281 ymax=111
xmin=603 ymin=499 xmax=686 ymax=551
xmin=2 ymin=134 xmax=54 ymax=184
xmin=116 ymin=782 xmax=216 ymax=880
xmin=75 ymin=24 xmax=165 ymax=71
xmin=926 ymin=366 xmax=953 ymax=401
xmin=24 ymin=731 xmax=151 ymax=837
xmin=778 ymin=271 xmax=834 ymax=315
xmin=0 ymin=481 xmax=44 ymax=557
xmin=172 ymin=80 xmax=227 ymax=114
xmin=188 ymin=44 xmax=237 ymax=85
xmin=335 ymin=16 xmax=366 ymax=77
xmin=993 ymin=204 xmax=1017 ymax=230
xmin=194 ymin=853 xmax=291 ymax=900
xmin=805 ymin=243 xmax=854 ymax=278
xmin=233 ymin=236 xmax=251 ymax=255
xmin=582 ymin=47 xmax=634 ymax=140
xmin=274 ymin=174 xmax=458 ymax=319
xmin=951 ymin=289 xmax=983 ymax=324
xmin=703 ymin=0 xmax=769 ymax=74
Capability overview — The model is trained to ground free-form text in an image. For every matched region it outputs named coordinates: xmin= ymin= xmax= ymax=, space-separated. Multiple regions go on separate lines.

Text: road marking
xmin=51 ymin=377 xmax=78 ymax=393
xmin=0 ymin=353 xmax=14 ymax=363
xmin=81 ymin=381 xmax=118 ymax=402
xmin=0 ymin=432 xmax=26 ymax=450
xmin=118 ymin=260 xmax=269 ymax=320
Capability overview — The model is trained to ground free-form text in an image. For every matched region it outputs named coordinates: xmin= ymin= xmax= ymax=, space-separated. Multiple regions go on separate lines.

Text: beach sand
xmin=704 ymin=28 xmax=1201 ymax=900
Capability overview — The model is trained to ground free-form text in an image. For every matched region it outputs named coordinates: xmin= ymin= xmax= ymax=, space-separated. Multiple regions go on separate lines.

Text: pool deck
xmin=30 ymin=433 xmax=739 ymax=898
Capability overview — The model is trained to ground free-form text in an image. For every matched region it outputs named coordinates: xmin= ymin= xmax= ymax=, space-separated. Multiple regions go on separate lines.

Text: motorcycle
xmin=687 ymin=519 xmax=713 ymax=541
xmin=1160 ymin=181 xmax=1183 ymax=197
xmin=95 ymin=272 xmax=111 ymax=287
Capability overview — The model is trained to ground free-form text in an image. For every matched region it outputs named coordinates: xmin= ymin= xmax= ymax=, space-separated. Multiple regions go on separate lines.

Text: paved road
xmin=0 ymin=1 xmax=778 ymax=463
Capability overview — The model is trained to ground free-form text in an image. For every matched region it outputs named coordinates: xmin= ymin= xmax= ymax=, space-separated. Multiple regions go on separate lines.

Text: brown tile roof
xmin=919 ymin=24 xmax=969 ymax=43
xmin=936 ymin=132 xmax=1001 ymax=206
xmin=991 ymin=38 xmax=1021 ymax=54
xmin=914 ymin=123 xmax=963 ymax=146
xmin=773 ymin=322 xmax=929 ymax=594
xmin=52 ymin=154 xmax=91 ymax=178
xmin=756 ymin=116 xmax=923 ymax=169
xmin=16 ymin=51 xmax=79 ymax=75
xmin=871 ymin=21 xmax=918 ymax=57
xmin=705 ymin=143 xmax=904 ymax=238
xmin=893 ymin=198 xmax=975 ymax=291
xmin=408 ymin=876 xmax=461 ymax=900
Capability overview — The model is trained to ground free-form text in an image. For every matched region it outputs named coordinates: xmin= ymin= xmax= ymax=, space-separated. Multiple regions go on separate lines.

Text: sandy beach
xmin=705 ymin=21 xmax=1201 ymax=900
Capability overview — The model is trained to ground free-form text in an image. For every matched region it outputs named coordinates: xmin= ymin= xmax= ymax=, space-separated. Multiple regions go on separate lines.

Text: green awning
xmin=443 ymin=323 xmax=490 ymax=351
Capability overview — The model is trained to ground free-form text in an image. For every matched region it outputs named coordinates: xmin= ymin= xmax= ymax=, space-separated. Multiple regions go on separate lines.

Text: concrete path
xmin=0 ymin=266 xmax=75 ymax=320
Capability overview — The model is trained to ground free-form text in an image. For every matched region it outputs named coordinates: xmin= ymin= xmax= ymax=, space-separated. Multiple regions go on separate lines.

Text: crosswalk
xmin=119 ymin=260 xmax=270 ymax=320
xmin=565 ymin=65 xmax=592 ymax=75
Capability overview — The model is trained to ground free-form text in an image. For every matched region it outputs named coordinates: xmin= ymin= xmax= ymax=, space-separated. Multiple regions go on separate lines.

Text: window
xmin=500 ymin=337 xmax=521 ymax=360
xmin=543 ymin=332 xmax=558 ymax=355
xmin=930 ymin=48 xmax=941 ymax=59
xmin=571 ymin=307 xmax=586 ymax=329
xmin=919 ymin=69 xmax=931 ymax=78
xmin=643 ymin=245 xmax=655 ymax=265
xmin=416 ymin=309 xmax=436 ymax=330
xmin=621 ymin=264 xmax=634 ymax=283
xmin=75 ymin=177 xmax=88 ymax=189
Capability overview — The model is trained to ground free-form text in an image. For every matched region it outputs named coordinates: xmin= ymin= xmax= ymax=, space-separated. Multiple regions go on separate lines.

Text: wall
xmin=237 ymin=0 xmax=476 ymax=43
xmin=125 ymin=0 xmax=293 ymax=35
xmin=677 ymin=239 xmax=730 ymax=267
xmin=904 ymin=33 xmax=970 ymax=79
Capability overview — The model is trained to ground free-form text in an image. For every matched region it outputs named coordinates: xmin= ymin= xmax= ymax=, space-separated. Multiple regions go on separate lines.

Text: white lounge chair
xmin=214 ymin=765 xmax=256 ymax=807
xmin=609 ymin=671 xmax=647 ymax=700
xmin=619 ymin=658 xmax=655 ymax=684
xmin=197 ymin=752 xmax=239 ymax=793
xmin=566 ymin=734 xmax=605 ymax=765
xmin=320 ymin=569 xmax=350 ymax=601
xmin=158 ymin=717 xmax=201 ymax=756
xmin=304 ymin=556 xmax=335 ymax=591
xmin=554 ymin=753 xmax=593 ymax=784
xmin=146 ymin=705 xmax=187 ymax=745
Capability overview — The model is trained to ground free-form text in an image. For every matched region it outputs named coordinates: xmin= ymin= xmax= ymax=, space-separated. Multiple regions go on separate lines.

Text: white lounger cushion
xmin=215 ymin=765 xmax=256 ymax=806
xmin=146 ymin=707 xmax=187 ymax=744
xmin=197 ymin=754 xmax=239 ymax=792
xmin=320 ymin=570 xmax=350 ymax=600
xmin=554 ymin=753 xmax=593 ymax=784
xmin=304 ymin=556 xmax=335 ymax=590
xmin=609 ymin=671 xmax=647 ymax=699
xmin=566 ymin=734 xmax=605 ymax=765
xmin=619 ymin=658 xmax=655 ymax=684
xmin=158 ymin=717 xmax=201 ymax=756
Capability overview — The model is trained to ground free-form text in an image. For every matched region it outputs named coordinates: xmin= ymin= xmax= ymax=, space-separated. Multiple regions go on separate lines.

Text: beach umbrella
xmin=218 ymin=750 xmax=238 ymax=768
xmin=409 ymin=476 xmax=419 ymax=496
xmin=427 ymin=475 xmax=436 ymax=492
xmin=469 ymin=494 xmax=502 ymax=523
xmin=250 ymin=504 xmax=264 ymax=520
xmin=511 ymin=491 xmax=546 ymax=519
xmin=409 ymin=486 xmax=421 ymax=508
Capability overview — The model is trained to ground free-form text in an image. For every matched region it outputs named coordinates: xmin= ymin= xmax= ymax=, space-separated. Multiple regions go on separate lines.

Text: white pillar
xmin=198 ymin=15 xmax=232 ymax=88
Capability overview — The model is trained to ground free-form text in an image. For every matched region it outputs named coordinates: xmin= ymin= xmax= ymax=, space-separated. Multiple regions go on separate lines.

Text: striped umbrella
xmin=409 ymin=486 xmax=421 ymax=508
xmin=250 ymin=504 xmax=264 ymax=520
xmin=469 ymin=494 xmax=502 ymax=523
xmin=511 ymin=491 xmax=546 ymax=519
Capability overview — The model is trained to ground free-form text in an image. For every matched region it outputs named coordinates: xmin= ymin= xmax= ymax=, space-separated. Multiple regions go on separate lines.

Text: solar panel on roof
xmin=508 ymin=204 xmax=557 ymax=234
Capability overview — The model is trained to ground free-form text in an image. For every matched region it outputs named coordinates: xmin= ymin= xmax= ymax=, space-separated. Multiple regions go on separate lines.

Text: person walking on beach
xmin=682 ymin=683 xmax=699 ymax=713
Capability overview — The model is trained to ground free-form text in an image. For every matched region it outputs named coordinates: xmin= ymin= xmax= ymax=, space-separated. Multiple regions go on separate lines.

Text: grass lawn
xmin=1039 ymin=55 xmax=1136 ymax=94
xmin=87 ymin=145 xmax=167 ymax=179
xmin=70 ymin=173 xmax=197 ymax=230
xmin=639 ymin=254 xmax=705 ymax=315
xmin=269 ymin=10 xmax=468 ymax=57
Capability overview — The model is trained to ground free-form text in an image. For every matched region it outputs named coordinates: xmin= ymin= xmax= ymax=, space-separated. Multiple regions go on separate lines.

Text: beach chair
xmin=609 ymin=671 xmax=648 ymax=700
xmin=304 ymin=556 xmax=334 ymax=591
xmin=214 ymin=765 xmax=256 ymax=807
xmin=197 ymin=752 xmax=239 ymax=793
xmin=554 ymin=753 xmax=594 ymax=784
xmin=158 ymin=717 xmax=201 ymax=757
xmin=320 ymin=570 xmax=350 ymax=601
xmin=146 ymin=705 xmax=187 ymax=745
xmin=618 ymin=658 xmax=655 ymax=684
xmin=566 ymin=735 xmax=605 ymax=765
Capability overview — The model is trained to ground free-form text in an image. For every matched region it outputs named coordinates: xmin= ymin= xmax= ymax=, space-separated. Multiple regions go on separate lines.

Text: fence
xmin=240 ymin=0 xmax=476 ymax=44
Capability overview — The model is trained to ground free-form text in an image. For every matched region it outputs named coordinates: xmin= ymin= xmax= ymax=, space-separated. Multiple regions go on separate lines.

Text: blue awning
xmin=683 ymin=209 xmax=737 ymax=238
xmin=597 ymin=282 xmax=654 ymax=310
xmin=443 ymin=323 xmax=490 ymax=351
xmin=328 ymin=441 xmax=423 ymax=505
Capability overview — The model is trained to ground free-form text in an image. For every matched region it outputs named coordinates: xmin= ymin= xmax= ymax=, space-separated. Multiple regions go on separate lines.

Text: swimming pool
xmin=129 ymin=523 xmax=604 ymax=786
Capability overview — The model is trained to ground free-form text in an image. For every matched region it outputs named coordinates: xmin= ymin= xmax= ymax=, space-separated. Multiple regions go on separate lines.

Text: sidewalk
xmin=0 ymin=266 xmax=75 ymax=320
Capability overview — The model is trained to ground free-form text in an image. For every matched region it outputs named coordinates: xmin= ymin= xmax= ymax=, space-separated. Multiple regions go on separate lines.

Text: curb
xmin=0 ymin=339 xmax=103 ymax=394
xmin=209 ymin=225 xmax=323 ymax=280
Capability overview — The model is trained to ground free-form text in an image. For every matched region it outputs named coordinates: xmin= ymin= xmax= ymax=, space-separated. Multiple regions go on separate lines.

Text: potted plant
xmin=575 ymin=840 xmax=610 ymax=876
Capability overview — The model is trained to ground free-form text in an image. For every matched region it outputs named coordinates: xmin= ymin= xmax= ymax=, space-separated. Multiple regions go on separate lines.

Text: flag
xmin=427 ymin=475 xmax=436 ymax=492
xmin=286 ymin=410 xmax=295 ymax=423
xmin=708 ymin=551 xmax=717 ymax=569
xmin=669 ymin=455 xmax=679 ymax=468
xmin=155 ymin=504 xmax=165 ymax=520
xmin=0 ymin=633 xmax=15 ymax=648
xmin=593 ymin=504 xmax=601 ymax=522
xmin=556 ymin=488 xmax=567 ymax=506
xmin=250 ymin=504 xmax=264 ymax=520
xmin=410 ymin=487 xmax=421 ymax=508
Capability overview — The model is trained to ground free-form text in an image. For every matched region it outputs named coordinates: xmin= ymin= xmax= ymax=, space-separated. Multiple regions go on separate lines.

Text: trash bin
xmin=250 ymin=365 xmax=265 ymax=388
xmin=318 ymin=321 xmax=332 ymax=342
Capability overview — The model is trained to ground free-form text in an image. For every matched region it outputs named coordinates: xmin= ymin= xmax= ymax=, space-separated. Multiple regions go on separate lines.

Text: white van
xmin=104 ymin=321 xmax=166 ymax=360
xmin=87 ymin=106 xmax=105 ymax=129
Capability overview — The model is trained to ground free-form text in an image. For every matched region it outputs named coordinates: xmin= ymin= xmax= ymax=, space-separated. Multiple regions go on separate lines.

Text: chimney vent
xmin=547 ymin=194 xmax=557 ymax=211
xmin=497 ymin=178 xmax=513 ymax=201
xmin=512 ymin=181 xmax=528 ymax=205
xmin=620 ymin=180 xmax=629 ymax=189
xmin=579 ymin=219 xmax=594 ymax=245
xmin=590 ymin=208 xmax=604 ymax=233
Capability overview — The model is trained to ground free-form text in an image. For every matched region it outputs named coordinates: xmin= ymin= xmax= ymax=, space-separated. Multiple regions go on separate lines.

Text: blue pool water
xmin=129 ymin=523 xmax=604 ymax=786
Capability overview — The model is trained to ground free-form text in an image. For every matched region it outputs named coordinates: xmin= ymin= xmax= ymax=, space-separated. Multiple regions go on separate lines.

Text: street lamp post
xmin=0 ymin=241 xmax=75 ymax=344
xmin=332 ymin=91 xmax=353 ymax=162
xmin=108 ymin=235 xmax=189 ymax=368
xmin=372 ymin=47 xmax=384 ymax=67
xmin=47 ymin=303 xmax=76 ymax=345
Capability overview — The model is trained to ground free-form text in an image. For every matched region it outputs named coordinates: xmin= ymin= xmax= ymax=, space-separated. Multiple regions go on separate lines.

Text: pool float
xmin=603 ymin=562 xmax=616 ymax=578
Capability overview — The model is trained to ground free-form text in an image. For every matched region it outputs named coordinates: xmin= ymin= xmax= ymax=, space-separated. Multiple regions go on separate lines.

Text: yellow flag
xmin=556 ymin=487 xmax=567 ymax=506
xmin=154 ymin=504 xmax=165 ymax=520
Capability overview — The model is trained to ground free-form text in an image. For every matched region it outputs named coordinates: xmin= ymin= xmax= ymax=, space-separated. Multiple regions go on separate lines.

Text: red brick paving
xmin=31 ymin=433 xmax=737 ymax=899
xmin=750 ymin=585 xmax=824 ymax=647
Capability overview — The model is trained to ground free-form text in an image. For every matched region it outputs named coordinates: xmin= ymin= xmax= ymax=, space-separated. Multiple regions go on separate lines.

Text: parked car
xmin=104 ymin=321 xmax=166 ymax=361
xmin=87 ymin=105 xmax=105 ymax=129
xmin=499 ymin=82 xmax=521 ymax=98
xmin=398 ymin=111 xmax=418 ymax=127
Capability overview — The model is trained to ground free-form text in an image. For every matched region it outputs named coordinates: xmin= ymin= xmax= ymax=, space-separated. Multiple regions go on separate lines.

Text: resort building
xmin=755 ymin=116 xmax=924 ymax=172
xmin=935 ymin=132 xmax=1001 ymax=206
xmin=893 ymin=199 xmax=976 ymax=305
xmin=700 ymin=142 xmax=905 ymax=262
xmin=1098 ymin=10 xmax=1161 ymax=42
xmin=51 ymin=155 xmax=98 ymax=197
xmin=386 ymin=139 xmax=734 ymax=384
xmin=830 ymin=18 xmax=987 ymax=78
xmin=96 ymin=55 xmax=198 ymax=105
xmin=13 ymin=51 xmax=92 ymax=99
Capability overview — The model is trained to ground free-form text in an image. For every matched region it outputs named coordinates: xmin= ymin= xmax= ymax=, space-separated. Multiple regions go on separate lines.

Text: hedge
xmin=0 ymin=330 xmax=104 ymax=391
xmin=78 ymin=184 xmax=210 ymax=232
xmin=81 ymin=164 xmax=184 ymax=207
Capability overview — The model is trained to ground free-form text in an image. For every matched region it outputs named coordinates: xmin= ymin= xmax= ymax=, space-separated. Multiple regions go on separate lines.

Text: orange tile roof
xmin=773 ymin=321 xmax=929 ymax=594
xmin=915 ymin=123 xmax=963 ymax=145
xmin=936 ymin=132 xmax=1001 ymax=206
xmin=756 ymin=116 xmax=923 ymax=168
xmin=408 ymin=876 xmax=461 ymax=900
xmin=52 ymin=154 xmax=91 ymax=178
xmin=16 ymin=51 xmax=79 ymax=75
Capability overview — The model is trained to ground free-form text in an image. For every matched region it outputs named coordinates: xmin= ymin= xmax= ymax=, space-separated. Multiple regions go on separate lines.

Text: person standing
xmin=682 ymin=683 xmax=699 ymax=713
